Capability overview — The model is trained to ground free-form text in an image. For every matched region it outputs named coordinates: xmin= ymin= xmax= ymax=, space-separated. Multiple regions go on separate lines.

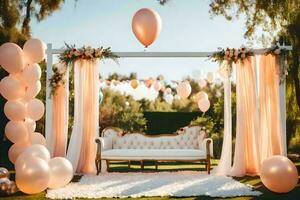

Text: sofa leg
xmin=128 ymin=160 xmax=131 ymax=169
xmin=95 ymin=159 xmax=101 ymax=175
xmin=155 ymin=161 xmax=158 ymax=171
xmin=207 ymin=159 xmax=211 ymax=174
xmin=106 ymin=160 xmax=110 ymax=171
xmin=141 ymin=160 xmax=144 ymax=170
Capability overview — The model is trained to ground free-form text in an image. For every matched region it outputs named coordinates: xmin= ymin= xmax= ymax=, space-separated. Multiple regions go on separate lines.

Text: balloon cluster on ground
xmin=0 ymin=168 xmax=18 ymax=195
xmin=0 ymin=39 xmax=73 ymax=195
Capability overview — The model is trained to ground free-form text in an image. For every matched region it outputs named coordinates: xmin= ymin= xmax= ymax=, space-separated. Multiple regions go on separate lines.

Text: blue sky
xmin=31 ymin=0 xmax=262 ymax=80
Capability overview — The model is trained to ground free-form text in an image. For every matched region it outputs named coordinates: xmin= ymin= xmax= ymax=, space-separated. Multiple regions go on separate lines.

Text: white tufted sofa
xmin=95 ymin=126 xmax=213 ymax=174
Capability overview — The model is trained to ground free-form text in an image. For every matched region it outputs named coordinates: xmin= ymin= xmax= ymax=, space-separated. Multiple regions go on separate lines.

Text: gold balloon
xmin=132 ymin=8 xmax=162 ymax=48
xmin=130 ymin=79 xmax=139 ymax=89
xmin=260 ymin=155 xmax=298 ymax=193
xmin=16 ymin=156 xmax=50 ymax=194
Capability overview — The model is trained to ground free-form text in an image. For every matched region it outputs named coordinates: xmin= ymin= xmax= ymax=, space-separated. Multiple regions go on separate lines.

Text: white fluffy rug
xmin=46 ymin=172 xmax=262 ymax=199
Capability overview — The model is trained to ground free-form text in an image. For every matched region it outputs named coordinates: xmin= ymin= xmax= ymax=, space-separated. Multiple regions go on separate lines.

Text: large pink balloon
xmin=16 ymin=156 xmax=50 ymax=194
xmin=30 ymin=132 xmax=46 ymax=146
xmin=8 ymin=142 xmax=30 ymax=164
xmin=48 ymin=157 xmax=74 ymax=189
xmin=21 ymin=63 xmax=42 ymax=86
xmin=0 ymin=76 xmax=25 ymax=100
xmin=260 ymin=155 xmax=298 ymax=193
xmin=24 ymin=118 xmax=36 ymax=133
xmin=0 ymin=43 xmax=25 ymax=74
xmin=132 ymin=8 xmax=162 ymax=48
xmin=23 ymin=39 xmax=46 ymax=64
xmin=198 ymin=98 xmax=210 ymax=112
xmin=176 ymin=81 xmax=191 ymax=99
xmin=5 ymin=121 xmax=28 ymax=144
xmin=4 ymin=100 xmax=26 ymax=121
xmin=24 ymin=81 xmax=41 ymax=100
xmin=21 ymin=144 xmax=50 ymax=162
xmin=27 ymin=98 xmax=45 ymax=120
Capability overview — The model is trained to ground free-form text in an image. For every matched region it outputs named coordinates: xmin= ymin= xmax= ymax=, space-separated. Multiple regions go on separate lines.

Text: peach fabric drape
xmin=67 ymin=60 xmax=99 ymax=175
xmin=259 ymin=55 xmax=284 ymax=162
xmin=48 ymin=63 xmax=69 ymax=157
xmin=231 ymin=57 xmax=260 ymax=176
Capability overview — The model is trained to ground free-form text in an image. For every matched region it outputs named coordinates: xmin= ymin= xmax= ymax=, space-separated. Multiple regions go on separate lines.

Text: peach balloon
xmin=21 ymin=144 xmax=50 ymax=162
xmin=48 ymin=157 xmax=74 ymax=189
xmin=16 ymin=157 xmax=50 ymax=194
xmin=21 ymin=63 xmax=42 ymax=85
xmin=24 ymin=81 xmax=41 ymax=100
xmin=0 ymin=76 xmax=25 ymax=100
xmin=198 ymin=98 xmax=210 ymax=112
xmin=27 ymin=98 xmax=45 ymax=120
xmin=165 ymin=87 xmax=172 ymax=94
xmin=24 ymin=118 xmax=36 ymax=133
xmin=8 ymin=142 xmax=30 ymax=164
xmin=176 ymin=81 xmax=191 ymax=99
xmin=130 ymin=79 xmax=139 ymax=89
xmin=198 ymin=79 xmax=207 ymax=88
xmin=132 ymin=8 xmax=162 ymax=48
xmin=4 ymin=100 xmax=26 ymax=121
xmin=260 ymin=155 xmax=298 ymax=193
xmin=23 ymin=38 xmax=46 ymax=64
xmin=0 ymin=43 xmax=25 ymax=74
xmin=30 ymin=132 xmax=46 ymax=146
xmin=5 ymin=121 xmax=28 ymax=144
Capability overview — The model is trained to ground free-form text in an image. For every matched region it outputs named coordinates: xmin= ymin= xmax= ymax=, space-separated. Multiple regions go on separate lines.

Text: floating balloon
xmin=27 ymin=98 xmax=45 ymax=121
xmin=165 ymin=87 xmax=172 ymax=94
xmin=198 ymin=98 xmax=210 ymax=112
xmin=260 ymin=155 xmax=298 ymax=193
xmin=4 ymin=100 xmax=26 ymax=121
xmin=0 ymin=76 xmax=25 ymax=100
xmin=130 ymin=79 xmax=139 ymax=89
xmin=132 ymin=8 xmax=162 ymax=47
xmin=5 ymin=121 xmax=28 ymax=144
xmin=15 ymin=156 xmax=50 ymax=194
xmin=23 ymin=38 xmax=46 ymax=64
xmin=207 ymin=72 xmax=214 ymax=83
xmin=153 ymin=81 xmax=162 ymax=91
xmin=176 ymin=81 xmax=191 ymax=99
xmin=8 ymin=142 xmax=30 ymax=164
xmin=20 ymin=144 xmax=50 ymax=162
xmin=48 ymin=157 xmax=73 ymax=189
xmin=0 ymin=43 xmax=25 ymax=74
xmin=144 ymin=79 xmax=153 ymax=88
xmin=30 ymin=132 xmax=46 ymax=146
xmin=198 ymin=79 xmax=207 ymax=88
xmin=24 ymin=118 xmax=36 ymax=134
xmin=24 ymin=81 xmax=41 ymax=100
xmin=21 ymin=63 xmax=42 ymax=86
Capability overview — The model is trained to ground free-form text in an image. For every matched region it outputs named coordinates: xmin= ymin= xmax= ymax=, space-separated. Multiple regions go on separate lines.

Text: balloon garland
xmin=0 ymin=39 xmax=73 ymax=195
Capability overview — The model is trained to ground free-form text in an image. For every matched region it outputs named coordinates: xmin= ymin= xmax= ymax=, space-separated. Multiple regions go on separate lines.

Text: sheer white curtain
xmin=67 ymin=60 xmax=99 ymax=175
xmin=212 ymin=61 xmax=232 ymax=176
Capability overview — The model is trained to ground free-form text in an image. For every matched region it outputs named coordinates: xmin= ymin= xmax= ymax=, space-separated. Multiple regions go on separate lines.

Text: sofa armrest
xmin=202 ymin=138 xmax=213 ymax=158
xmin=95 ymin=137 xmax=112 ymax=153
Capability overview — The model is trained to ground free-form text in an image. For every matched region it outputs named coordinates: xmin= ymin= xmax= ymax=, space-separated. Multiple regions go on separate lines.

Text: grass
xmin=1 ymin=160 xmax=299 ymax=200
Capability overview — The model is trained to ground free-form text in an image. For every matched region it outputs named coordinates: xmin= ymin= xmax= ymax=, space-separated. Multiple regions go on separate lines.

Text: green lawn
xmin=1 ymin=160 xmax=299 ymax=200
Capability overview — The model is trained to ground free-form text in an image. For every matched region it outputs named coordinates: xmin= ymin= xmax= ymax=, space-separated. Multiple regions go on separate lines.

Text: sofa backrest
xmin=102 ymin=126 xmax=206 ymax=150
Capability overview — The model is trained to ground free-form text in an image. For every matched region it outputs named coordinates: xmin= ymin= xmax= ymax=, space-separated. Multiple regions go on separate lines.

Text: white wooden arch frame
xmin=45 ymin=43 xmax=292 ymax=152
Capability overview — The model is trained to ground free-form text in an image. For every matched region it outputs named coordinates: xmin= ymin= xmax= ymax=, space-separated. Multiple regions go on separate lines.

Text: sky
xmin=31 ymin=0 xmax=262 ymax=81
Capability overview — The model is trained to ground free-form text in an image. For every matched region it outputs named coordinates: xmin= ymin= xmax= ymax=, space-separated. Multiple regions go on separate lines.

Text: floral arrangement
xmin=49 ymin=44 xmax=118 ymax=96
xmin=210 ymin=47 xmax=253 ymax=65
xmin=59 ymin=43 xmax=118 ymax=66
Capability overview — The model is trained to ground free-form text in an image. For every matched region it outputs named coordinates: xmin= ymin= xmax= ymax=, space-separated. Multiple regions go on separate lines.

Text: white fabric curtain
xmin=212 ymin=61 xmax=232 ymax=176
xmin=67 ymin=60 xmax=99 ymax=175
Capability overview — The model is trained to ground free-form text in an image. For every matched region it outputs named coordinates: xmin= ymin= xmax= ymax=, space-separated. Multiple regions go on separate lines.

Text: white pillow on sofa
xmin=101 ymin=137 xmax=113 ymax=150
xmin=198 ymin=131 xmax=206 ymax=149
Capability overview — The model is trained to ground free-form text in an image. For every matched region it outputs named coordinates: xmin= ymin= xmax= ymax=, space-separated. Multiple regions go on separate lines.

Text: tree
xmin=209 ymin=0 xmax=300 ymax=109
xmin=0 ymin=0 xmax=65 ymax=46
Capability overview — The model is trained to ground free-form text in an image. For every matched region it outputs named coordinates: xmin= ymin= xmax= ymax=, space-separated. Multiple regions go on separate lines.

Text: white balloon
xmin=30 ymin=132 xmax=46 ymax=146
xmin=24 ymin=118 xmax=36 ymax=133
xmin=20 ymin=144 xmax=50 ymax=162
xmin=176 ymin=81 xmax=191 ymax=99
xmin=24 ymin=81 xmax=41 ymax=100
xmin=198 ymin=79 xmax=207 ymax=88
xmin=23 ymin=39 xmax=46 ymax=64
xmin=164 ymin=94 xmax=174 ymax=104
xmin=4 ymin=100 xmax=26 ymax=121
xmin=0 ymin=76 xmax=25 ymax=100
xmin=198 ymin=98 xmax=210 ymax=112
xmin=48 ymin=157 xmax=73 ymax=189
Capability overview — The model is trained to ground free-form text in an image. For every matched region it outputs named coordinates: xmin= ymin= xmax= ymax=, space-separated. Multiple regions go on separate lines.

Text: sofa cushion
xmin=101 ymin=149 xmax=206 ymax=160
